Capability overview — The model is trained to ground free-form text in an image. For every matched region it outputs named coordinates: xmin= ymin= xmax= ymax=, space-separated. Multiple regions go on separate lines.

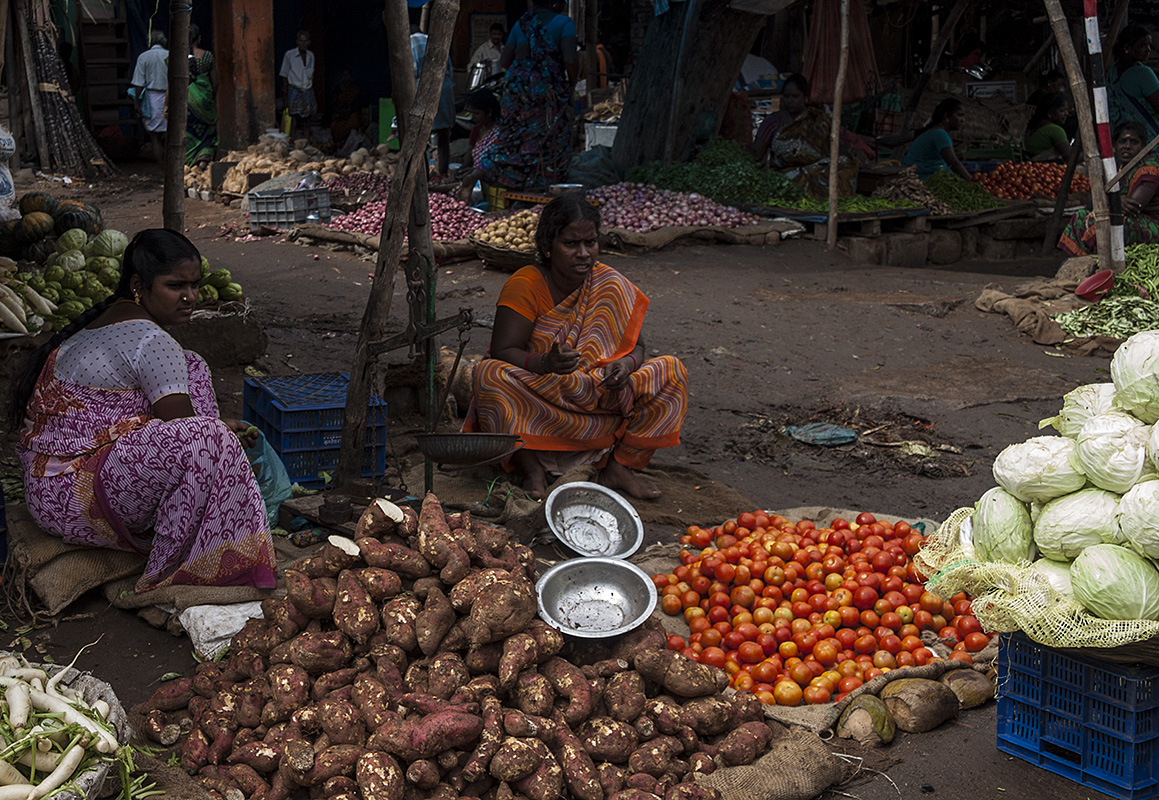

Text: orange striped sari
xmin=465 ymin=263 xmax=687 ymax=470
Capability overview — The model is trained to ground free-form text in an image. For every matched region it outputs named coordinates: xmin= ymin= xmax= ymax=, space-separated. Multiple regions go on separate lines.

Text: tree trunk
xmin=13 ymin=0 xmax=48 ymax=170
xmin=611 ymin=1 xmax=761 ymax=172
xmin=163 ymin=5 xmax=191 ymax=231
xmin=827 ymin=0 xmax=850 ymax=251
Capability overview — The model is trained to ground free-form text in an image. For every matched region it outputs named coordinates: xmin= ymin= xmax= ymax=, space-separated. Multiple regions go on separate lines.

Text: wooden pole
xmin=13 ymin=0 xmax=49 ymax=170
xmin=585 ymin=0 xmax=599 ymax=96
xmin=1023 ymin=36 xmax=1054 ymax=76
xmin=827 ymin=0 xmax=849 ymax=251
xmin=1045 ymin=0 xmax=1113 ymax=268
xmin=0 ymin=0 xmax=11 ymax=78
xmin=337 ymin=0 xmax=457 ymax=487
xmin=1043 ymin=143 xmax=1082 ymax=250
xmin=902 ymin=0 xmax=968 ymax=131
xmin=163 ymin=2 xmax=191 ymax=231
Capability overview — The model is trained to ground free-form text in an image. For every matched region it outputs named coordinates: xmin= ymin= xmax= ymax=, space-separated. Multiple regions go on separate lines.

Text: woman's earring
xmin=133 ymin=290 xmax=141 ymax=304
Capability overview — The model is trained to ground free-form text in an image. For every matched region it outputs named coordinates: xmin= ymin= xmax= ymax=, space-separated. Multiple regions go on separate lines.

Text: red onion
xmin=323 ymin=173 xmax=391 ymax=201
xmin=588 ymin=182 xmax=759 ymax=233
xmin=325 ymin=193 xmax=490 ymax=242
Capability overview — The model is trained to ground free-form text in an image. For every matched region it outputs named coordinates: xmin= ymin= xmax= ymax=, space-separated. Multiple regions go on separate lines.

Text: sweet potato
xmin=728 ymin=691 xmax=765 ymax=727
xmin=320 ymin=696 xmax=366 ymax=746
xmin=290 ymin=705 xmax=321 ymax=736
xmin=196 ymin=766 xmax=236 ymax=797
xmin=468 ymin=521 xmax=509 ymax=555
xmin=403 ymin=659 xmax=430 ymax=695
xmin=263 ymin=598 xmax=308 ymax=640
xmin=489 ymin=737 xmax=545 ymax=782
xmin=354 ymin=674 xmax=394 ymax=729
xmin=232 ymin=619 xmax=279 ymax=656
xmin=466 ymin=643 xmax=504 ymax=675
xmin=309 ymin=665 xmax=361 ymax=701
xmin=497 ymin=633 xmax=539 ymax=692
xmin=451 ymin=674 xmax=501 ymax=704
xmin=585 ymin=658 xmax=631 ymax=679
xmin=355 ymin=567 xmax=403 ymax=602
xmin=379 ymin=711 xmax=485 ymax=761
xmin=193 ymin=665 xmax=225 ymax=697
xmin=468 ymin=574 xmax=537 ymax=646
xmin=142 ymin=709 xmax=180 ymax=745
xmin=438 ymin=618 xmax=470 ymax=652
xmin=228 ymin=763 xmax=270 ymax=800
xmin=633 ymin=715 xmax=656 ymax=741
xmin=234 ymin=679 xmax=270 ymax=729
xmin=502 ymin=709 xmax=547 ymax=738
xmin=324 ymin=776 xmax=359 ymax=797
xmin=679 ymin=697 xmax=733 ymax=737
xmin=356 ymin=498 xmax=406 ymax=539
xmin=266 ymin=664 xmax=310 ymax=715
xmin=380 ymin=595 xmax=423 ymax=653
xmin=462 ymin=695 xmax=503 ymax=783
xmin=305 ymin=744 xmax=365 ymax=785
xmin=548 ymin=718 xmax=602 ymax=800
xmin=285 ymin=570 xmax=338 ymax=619
xmin=608 ymin=791 xmax=662 ymax=800
xmin=633 ymin=650 xmax=729 ymax=698
xmin=512 ymin=671 xmax=555 ymax=717
xmin=513 ymin=748 xmax=564 ymax=800
xmin=406 ymin=759 xmax=441 ymax=790
xmin=688 ymin=753 xmax=714 ymax=775
xmin=290 ymin=631 xmax=353 ymax=674
xmin=417 ymin=493 xmax=472 ymax=584
xmin=227 ymin=741 xmax=282 ymax=773
xmin=398 ymin=503 xmax=420 ymax=538
xmin=654 ymin=775 xmax=680 ymax=798
xmin=428 ymin=651 xmax=470 ymax=700
xmin=266 ymin=640 xmax=294 ymax=666
xmin=396 ymin=693 xmax=480 ymax=717
xmin=604 ymin=671 xmax=646 ymax=724
xmin=357 ymin=538 xmax=431 ymax=578
xmin=202 ymin=714 xmax=237 ymax=765
xmin=524 ymin=620 xmax=564 ymax=663
xmin=182 ymin=728 xmax=211 ymax=774
xmin=541 ymin=657 xmax=596 ymax=728
xmin=148 ymin=677 xmax=195 ymax=711
xmin=449 ymin=568 xmax=509 ymax=613
xmin=664 ymin=784 xmax=721 ymax=800
xmin=715 ymin=721 xmax=772 ymax=767
xmin=598 ymin=762 xmax=625 ymax=796
xmin=611 ymin=628 xmax=667 ymax=663
xmin=578 ymin=717 xmax=639 ymax=764
xmin=333 ymin=570 xmax=380 ymax=644
xmin=628 ymin=738 xmax=679 ymax=777
xmin=369 ymin=642 xmax=408 ymax=678
xmin=416 ymin=586 xmax=456 ymax=656
xmin=267 ymin=768 xmax=295 ymax=800
xmin=626 ymin=773 xmax=659 ymax=793
xmin=446 ymin=510 xmax=469 ymax=530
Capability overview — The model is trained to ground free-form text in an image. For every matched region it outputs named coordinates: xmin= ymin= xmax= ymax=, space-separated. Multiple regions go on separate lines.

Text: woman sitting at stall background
xmin=749 ymin=73 xmax=857 ymax=200
xmin=1060 ymin=121 xmax=1159 ymax=256
xmin=1025 ymin=93 xmax=1072 ymax=162
xmin=901 ymin=98 xmax=972 ymax=181
xmin=457 ymin=89 xmax=501 ymax=203
xmin=1109 ymin=25 xmax=1159 ymax=142
xmin=8 ymin=229 xmax=277 ymax=593
xmin=465 ymin=194 xmax=689 ymax=501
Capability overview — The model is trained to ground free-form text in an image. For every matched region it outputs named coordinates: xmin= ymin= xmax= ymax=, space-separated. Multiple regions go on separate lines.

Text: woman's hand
xmin=600 ymin=357 xmax=634 ymax=392
xmin=223 ymin=418 xmax=259 ymax=448
xmin=543 ymin=342 xmax=579 ymax=374
xmin=1124 ymin=195 xmax=1144 ymax=214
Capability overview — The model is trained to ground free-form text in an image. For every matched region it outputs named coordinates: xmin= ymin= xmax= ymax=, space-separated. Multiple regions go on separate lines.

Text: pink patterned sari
xmin=18 ymin=348 xmax=276 ymax=593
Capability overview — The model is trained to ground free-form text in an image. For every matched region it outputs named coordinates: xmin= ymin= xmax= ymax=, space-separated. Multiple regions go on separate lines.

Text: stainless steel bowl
xmin=545 ymin=482 xmax=643 ymax=558
xmin=550 ymin=183 xmax=585 ymax=196
xmin=415 ymin=433 xmax=522 ymax=467
xmin=536 ymin=557 xmax=656 ymax=638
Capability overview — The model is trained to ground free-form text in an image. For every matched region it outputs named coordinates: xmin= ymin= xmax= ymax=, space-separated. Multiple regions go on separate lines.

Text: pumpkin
xmin=22 ymin=237 xmax=58 ymax=264
xmin=0 ymin=219 xmax=18 ymax=257
xmin=52 ymin=203 xmax=94 ymax=236
xmin=83 ymin=204 xmax=104 ymax=235
xmin=18 ymin=192 xmax=59 ymax=216
xmin=17 ymin=212 xmax=55 ymax=244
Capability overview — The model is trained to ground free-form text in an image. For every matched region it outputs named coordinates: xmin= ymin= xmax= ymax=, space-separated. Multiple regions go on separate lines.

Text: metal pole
xmin=1081 ymin=0 xmax=1124 ymax=270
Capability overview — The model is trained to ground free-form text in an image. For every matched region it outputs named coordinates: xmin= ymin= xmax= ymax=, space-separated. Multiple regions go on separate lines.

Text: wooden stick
xmin=163 ymin=3 xmax=191 ymax=231
xmin=13 ymin=0 xmax=49 ymax=170
xmin=1107 ymin=0 xmax=1130 ymax=52
xmin=827 ymin=0 xmax=849 ymax=250
xmin=1043 ymin=143 xmax=1082 ymax=250
xmin=903 ymin=0 xmax=968 ymax=130
xmin=1045 ymin=0 xmax=1115 ymax=269
xmin=1023 ymin=36 xmax=1054 ymax=76
xmin=585 ymin=0 xmax=599 ymax=96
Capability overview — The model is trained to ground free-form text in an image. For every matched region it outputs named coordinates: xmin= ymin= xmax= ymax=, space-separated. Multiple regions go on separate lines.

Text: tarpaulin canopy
xmin=802 ymin=0 xmax=880 ymax=104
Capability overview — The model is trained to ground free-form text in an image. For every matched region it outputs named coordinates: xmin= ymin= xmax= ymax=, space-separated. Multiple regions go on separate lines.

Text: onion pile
xmin=324 ymin=173 xmax=391 ymax=203
xmin=589 ymin=182 xmax=760 ymax=232
xmin=326 ymin=194 xmax=490 ymax=242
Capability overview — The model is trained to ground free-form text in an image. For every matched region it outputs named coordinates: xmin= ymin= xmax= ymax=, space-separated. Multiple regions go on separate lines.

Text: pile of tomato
xmin=974 ymin=161 xmax=1091 ymax=200
xmin=651 ymin=511 xmax=988 ymax=707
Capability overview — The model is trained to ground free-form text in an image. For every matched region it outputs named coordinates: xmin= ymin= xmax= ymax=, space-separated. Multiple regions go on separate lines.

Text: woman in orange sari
xmin=466 ymin=194 xmax=688 ymax=500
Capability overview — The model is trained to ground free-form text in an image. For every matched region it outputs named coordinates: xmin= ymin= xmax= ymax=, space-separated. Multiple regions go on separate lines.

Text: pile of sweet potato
xmin=142 ymin=493 xmax=777 ymax=800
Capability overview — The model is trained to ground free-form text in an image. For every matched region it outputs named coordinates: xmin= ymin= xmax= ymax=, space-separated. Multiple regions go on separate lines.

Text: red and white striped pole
xmin=1084 ymin=0 xmax=1126 ymax=268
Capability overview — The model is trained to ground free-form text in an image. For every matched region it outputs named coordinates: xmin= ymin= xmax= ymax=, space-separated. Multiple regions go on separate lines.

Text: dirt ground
xmin=0 ymin=162 xmax=1119 ymax=800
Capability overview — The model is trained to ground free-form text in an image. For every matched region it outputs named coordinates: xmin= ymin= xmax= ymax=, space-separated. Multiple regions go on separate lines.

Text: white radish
xmin=15 ymin=284 xmax=55 ymax=315
xmin=44 ymin=638 xmax=99 ymax=701
xmin=4 ymin=671 xmax=47 ymax=685
xmin=0 ymin=285 xmax=25 ymax=323
xmin=26 ymin=689 xmax=117 ymax=754
xmin=4 ymin=684 xmax=29 ymax=730
xmin=24 ymin=742 xmax=84 ymax=800
xmin=0 ymin=787 xmax=35 ymax=800
xmin=0 ymin=297 xmax=26 ymax=334
xmin=0 ymin=761 xmax=26 ymax=786
xmin=90 ymin=699 xmax=110 ymax=720
xmin=0 ymin=657 xmax=22 ymax=675
xmin=16 ymin=749 xmax=58 ymax=772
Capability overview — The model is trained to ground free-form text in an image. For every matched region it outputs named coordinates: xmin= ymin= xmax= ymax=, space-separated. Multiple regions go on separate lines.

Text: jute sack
xmin=695 ymin=724 xmax=849 ymax=800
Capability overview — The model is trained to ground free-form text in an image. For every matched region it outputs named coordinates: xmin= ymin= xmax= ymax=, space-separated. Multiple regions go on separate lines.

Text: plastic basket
xmin=242 ymin=373 xmax=388 ymax=488
xmin=998 ymin=632 xmax=1159 ymax=799
xmin=247 ymin=187 xmax=331 ymax=232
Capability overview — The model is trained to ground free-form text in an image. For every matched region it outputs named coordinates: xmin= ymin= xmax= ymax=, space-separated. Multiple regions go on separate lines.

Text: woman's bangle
xmin=626 ymin=353 xmax=638 ymax=370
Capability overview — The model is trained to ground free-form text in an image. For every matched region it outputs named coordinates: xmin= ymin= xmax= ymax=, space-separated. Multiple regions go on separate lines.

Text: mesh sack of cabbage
xmin=914 ymin=508 xmax=1159 ymax=651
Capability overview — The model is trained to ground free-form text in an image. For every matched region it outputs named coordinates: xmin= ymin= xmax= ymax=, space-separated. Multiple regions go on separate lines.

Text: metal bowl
xmin=550 ymin=183 xmax=585 ymax=196
xmin=415 ymin=433 xmax=522 ymax=467
xmin=536 ymin=557 xmax=656 ymax=638
xmin=545 ymin=482 xmax=643 ymax=559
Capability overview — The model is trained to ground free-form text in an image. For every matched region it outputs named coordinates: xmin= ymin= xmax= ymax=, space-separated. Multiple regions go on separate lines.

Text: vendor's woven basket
xmin=469 ymin=236 xmax=535 ymax=273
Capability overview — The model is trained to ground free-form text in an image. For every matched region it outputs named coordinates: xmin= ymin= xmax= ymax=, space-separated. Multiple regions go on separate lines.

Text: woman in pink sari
xmin=8 ymin=229 xmax=276 ymax=593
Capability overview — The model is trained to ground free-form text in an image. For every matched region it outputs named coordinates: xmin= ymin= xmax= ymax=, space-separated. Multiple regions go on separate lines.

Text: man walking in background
xmin=131 ymin=30 xmax=169 ymax=166
xmin=280 ymin=30 xmax=317 ymax=140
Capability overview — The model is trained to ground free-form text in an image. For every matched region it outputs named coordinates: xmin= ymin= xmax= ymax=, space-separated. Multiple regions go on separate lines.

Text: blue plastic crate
xmin=242 ymin=373 xmax=388 ymax=488
xmin=997 ymin=633 xmax=1159 ymax=800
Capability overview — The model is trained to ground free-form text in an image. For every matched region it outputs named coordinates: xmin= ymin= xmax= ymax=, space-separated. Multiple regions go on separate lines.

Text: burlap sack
xmin=695 ymin=724 xmax=849 ymax=800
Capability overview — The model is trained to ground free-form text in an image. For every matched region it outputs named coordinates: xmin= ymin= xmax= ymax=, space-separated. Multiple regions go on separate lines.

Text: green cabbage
xmin=55 ymin=228 xmax=87 ymax=253
xmin=1072 ymin=543 xmax=1159 ymax=620
xmin=1040 ymin=383 xmax=1119 ymax=439
xmin=1033 ymin=488 xmax=1122 ymax=560
xmin=1117 ymin=481 xmax=1159 ymax=559
xmin=1074 ymin=411 xmax=1154 ymax=494
xmin=1032 ymin=558 xmax=1074 ymax=597
xmin=993 ymin=436 xmax=1087 ymax=503
xmin=58 ymin=250 xmax=85 ymax=272
xmin=84 ymin=229 xmax=128 ymax=259
xmin=1111 ymin=331 xmax=1159 ymax=423
xmin=973 ymin=487 xmax=1034 ymax=563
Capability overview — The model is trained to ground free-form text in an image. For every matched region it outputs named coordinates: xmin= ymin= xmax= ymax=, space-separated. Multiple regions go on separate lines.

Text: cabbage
xmin=57 ymin=249 xmax=85 ymax=273
xmin=1032 ymin=558 xmax=1074 ymax=597
xmin=1074 ymin=412 xmax=1154 ymax=493
xmin=85 ymin=229 xmax=128 ymax=259
xmin=55 ymin=228 xmax=87 ymax=254
xmin=1071 ymin=543 xmax=1159 ymax=620
xmin=1111 ymin=331 xmax=1159 ymax=423
xmin=1040 ymin=383 xmax=1119 ymax=439
xmin=1116 ymin=481 xmax=1159 ymax=559
xmin=973 ymin=487 xmax=1034 ymax=563
xmin=1033 ymin=488 xmax=1121 ymax=560
xmin=993 ymin=436 xmax=1087 ymax=503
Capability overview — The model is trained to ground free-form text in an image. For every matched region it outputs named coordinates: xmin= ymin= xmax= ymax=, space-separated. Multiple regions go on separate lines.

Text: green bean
xmin=923 ymin=171 xmax=1003 ymax=212
xmin=1056 ymin=295 xmax=1159 ymax=338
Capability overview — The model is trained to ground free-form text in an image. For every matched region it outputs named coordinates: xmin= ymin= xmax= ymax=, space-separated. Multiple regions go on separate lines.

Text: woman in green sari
xmin=1059 ymin=121 xmax=1159 ymax=256
xmin=186 ymin=25 xmax=218 ymax=167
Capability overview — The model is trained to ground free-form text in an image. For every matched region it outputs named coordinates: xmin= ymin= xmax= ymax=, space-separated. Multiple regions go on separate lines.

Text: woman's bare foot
xmin=513 ymin=449 xmax=549 ymax=500
xmin=600 ymin=458 xmax=661 ymax=500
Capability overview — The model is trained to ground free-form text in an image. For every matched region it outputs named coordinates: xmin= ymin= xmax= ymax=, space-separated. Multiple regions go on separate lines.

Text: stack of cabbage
xmin=974 ymin=330 xmax=1159 ymax=622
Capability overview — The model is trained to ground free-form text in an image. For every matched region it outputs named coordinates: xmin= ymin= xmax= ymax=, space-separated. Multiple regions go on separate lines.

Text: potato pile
xmin=185 ymin=136 xmax=399 ymax=194
xmin=474 ymin=210 xmax=539 ymax=252
xmin=145 ymin=493 xmax=775 ymax=800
